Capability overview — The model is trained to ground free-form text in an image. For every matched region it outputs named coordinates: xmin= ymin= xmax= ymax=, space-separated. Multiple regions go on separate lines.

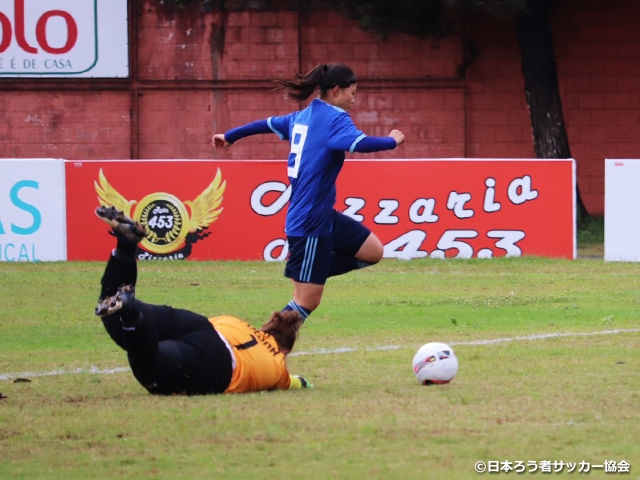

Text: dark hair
xmin=274 ymin=63 xmax=357 ymax=102
xmin=260 ymin=310 xmax=303 ymax=353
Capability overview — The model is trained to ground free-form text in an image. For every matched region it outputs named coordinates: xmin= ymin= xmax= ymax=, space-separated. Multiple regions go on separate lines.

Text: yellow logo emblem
xmin=94 ymin=168 xmax=226 ymax=259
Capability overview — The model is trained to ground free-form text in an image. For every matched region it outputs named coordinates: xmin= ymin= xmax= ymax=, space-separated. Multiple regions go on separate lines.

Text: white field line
xmin=0 ymin=366 xmax=131 ymax=382
xmin=1 ymin=328 xmax=639 ymax=382
xmin=290 ymin=327 xmax=640 ymax=356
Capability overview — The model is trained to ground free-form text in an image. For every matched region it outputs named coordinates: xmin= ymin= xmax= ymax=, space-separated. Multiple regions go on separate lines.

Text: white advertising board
xmin=0 ymin=0 xmax=128 ymax=78
xmin=0 ymin=158 xmax=66 ymax=261
xmin=605 ymin=159 xmax=640 ymax=262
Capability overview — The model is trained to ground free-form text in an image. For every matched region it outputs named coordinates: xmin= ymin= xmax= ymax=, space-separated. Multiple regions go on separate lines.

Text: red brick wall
xmin=1 ymin=90 xmax=131 ymax=159
xmin=2 ymin=0 xmax=639 ymax=215
xmin=553 ymin=0 xmax=640 ymax=214
xmin=464 ymin=15 xmax=533 ymax=159
xmin=462 ymin=0 xmax=640 ymax=215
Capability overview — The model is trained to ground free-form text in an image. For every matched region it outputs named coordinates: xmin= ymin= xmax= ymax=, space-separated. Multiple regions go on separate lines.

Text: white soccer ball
xmin=412 ymin=342 xmax=458 ymax=385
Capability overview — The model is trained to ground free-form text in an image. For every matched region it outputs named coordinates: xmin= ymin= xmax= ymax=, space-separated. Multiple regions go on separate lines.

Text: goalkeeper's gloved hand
xmin=289 ymin=374 xmax=314 ymax=390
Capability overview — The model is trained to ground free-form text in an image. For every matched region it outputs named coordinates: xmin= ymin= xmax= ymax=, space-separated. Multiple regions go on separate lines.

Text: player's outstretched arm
xmin=388 ymin=129 xmax=405 ymax=146
xmin=212 ymin=119 xmax=277 ymax=151
xmin=211 ymin=133 xmax=231 ymax=150
xmin=351 ymin=129 xmax=406 ymax=153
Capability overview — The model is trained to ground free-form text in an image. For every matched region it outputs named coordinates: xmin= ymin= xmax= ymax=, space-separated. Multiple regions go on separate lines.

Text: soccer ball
xmin=412 ymin=342 xmax=458 ymax=385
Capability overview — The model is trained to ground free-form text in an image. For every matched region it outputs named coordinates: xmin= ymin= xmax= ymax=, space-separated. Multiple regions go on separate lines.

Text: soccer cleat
xmin=95 ymin=206 xmax=147 ymax=243
xmin=95 ymin=284 xmax=136 ymax=317
xmin=288 ymin=375 xmax=314 ymax=390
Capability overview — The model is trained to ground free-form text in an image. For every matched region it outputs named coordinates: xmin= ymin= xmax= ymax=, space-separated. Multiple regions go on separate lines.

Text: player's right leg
xmin=95 ymin=206 xmax=147 ymax=244
xmin=95 ymin=206 xmax=147 ymax=315
xmin=353 ymin=232 xmax=384 ymax=263
xmin=329 ymin=211 xmax=383 ymax=277
xmin=94 ymin=206 xmax=147 ymax=347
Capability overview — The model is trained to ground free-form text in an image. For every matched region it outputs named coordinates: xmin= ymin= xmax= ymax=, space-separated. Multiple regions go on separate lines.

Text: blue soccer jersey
xmin=267 ymin=99 xmax=368 ymax=236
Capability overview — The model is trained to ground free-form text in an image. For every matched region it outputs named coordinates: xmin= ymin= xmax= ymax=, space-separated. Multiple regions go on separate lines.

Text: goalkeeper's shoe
xmin=95 ymin=206 xmax=146 ymax=243
xmin=95 ymin=285 xmax=136 ymax=317
xmin=289 ymin=375 xmax=314 ymax=390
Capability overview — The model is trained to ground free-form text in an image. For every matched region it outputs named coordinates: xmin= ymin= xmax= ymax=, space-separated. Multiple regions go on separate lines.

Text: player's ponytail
xmin=261 ymin=310 xmax=303 ymax=353
xmin=274 ymin=62 xmax=357 ymax=102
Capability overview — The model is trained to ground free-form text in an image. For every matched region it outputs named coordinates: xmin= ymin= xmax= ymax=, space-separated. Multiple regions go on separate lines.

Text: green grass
xmin=1 ymin=254 xmax=640 ymax=479
xmin=577 ymin=215 xmax=605 ymax=257
xmin=577 ymin=215 xmax=605 ymax=246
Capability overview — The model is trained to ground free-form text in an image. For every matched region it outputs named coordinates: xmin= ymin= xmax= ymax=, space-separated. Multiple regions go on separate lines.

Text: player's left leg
xmin=328 ymin=211 xmax=383 ymax=277
xmin=287 ymin=281 xmax=324 ymax=317
xmin=281 ymin=234 xmax=334 ymax=322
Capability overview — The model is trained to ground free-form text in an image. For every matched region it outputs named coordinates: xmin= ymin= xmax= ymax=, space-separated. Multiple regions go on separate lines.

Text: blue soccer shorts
xmin=284 ymin=210 xmax=371 ymax=285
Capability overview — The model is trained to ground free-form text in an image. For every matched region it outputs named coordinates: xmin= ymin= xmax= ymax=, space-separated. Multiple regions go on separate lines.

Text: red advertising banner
xmin=65 ymin=159 xmax=575 ymax=261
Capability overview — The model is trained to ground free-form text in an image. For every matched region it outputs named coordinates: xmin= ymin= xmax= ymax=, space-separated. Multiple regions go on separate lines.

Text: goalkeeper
xmin=93 ymin=206 xmax=312 ymax=395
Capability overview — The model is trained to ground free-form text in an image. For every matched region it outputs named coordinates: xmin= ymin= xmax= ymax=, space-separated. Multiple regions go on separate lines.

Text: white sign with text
xmin=605 ymin=159 xmax=640 ymax=262
xmin=0 ymin=0 xmax=128 ymax=77
xmin=0 ymin=158 xmax=67 ymax=261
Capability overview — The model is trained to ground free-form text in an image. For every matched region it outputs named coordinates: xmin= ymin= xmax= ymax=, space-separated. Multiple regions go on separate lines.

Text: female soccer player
xmin=94 ymin=206 xmax=312 ymax=396
xmin=212 ymin=62 xmax=405 ymax=323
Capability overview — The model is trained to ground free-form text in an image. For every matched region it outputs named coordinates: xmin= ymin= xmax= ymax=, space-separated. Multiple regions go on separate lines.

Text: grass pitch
xmin=1 ymin=254 xmax=639 ymax=479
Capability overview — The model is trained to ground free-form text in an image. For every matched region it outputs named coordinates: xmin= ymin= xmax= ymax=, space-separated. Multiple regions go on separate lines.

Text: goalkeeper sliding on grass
xmin=93 ymin=206 xmax=312 ymax=396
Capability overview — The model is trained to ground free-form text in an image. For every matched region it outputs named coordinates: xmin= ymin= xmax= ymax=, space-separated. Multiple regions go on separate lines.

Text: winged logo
xmin=95 ymin=168 xmax=226 ymax=257
xmin=95 ymin=169 xmax=137 ymax=218
xmin=183 ymin=168 xmax=225 ymax=233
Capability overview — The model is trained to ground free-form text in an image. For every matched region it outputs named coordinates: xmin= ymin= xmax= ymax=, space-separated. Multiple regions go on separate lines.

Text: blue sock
xmin=282 ymin=301 xmax=311 ymax=323
xmin=328 ymin=253 xmax=373 ymax=278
